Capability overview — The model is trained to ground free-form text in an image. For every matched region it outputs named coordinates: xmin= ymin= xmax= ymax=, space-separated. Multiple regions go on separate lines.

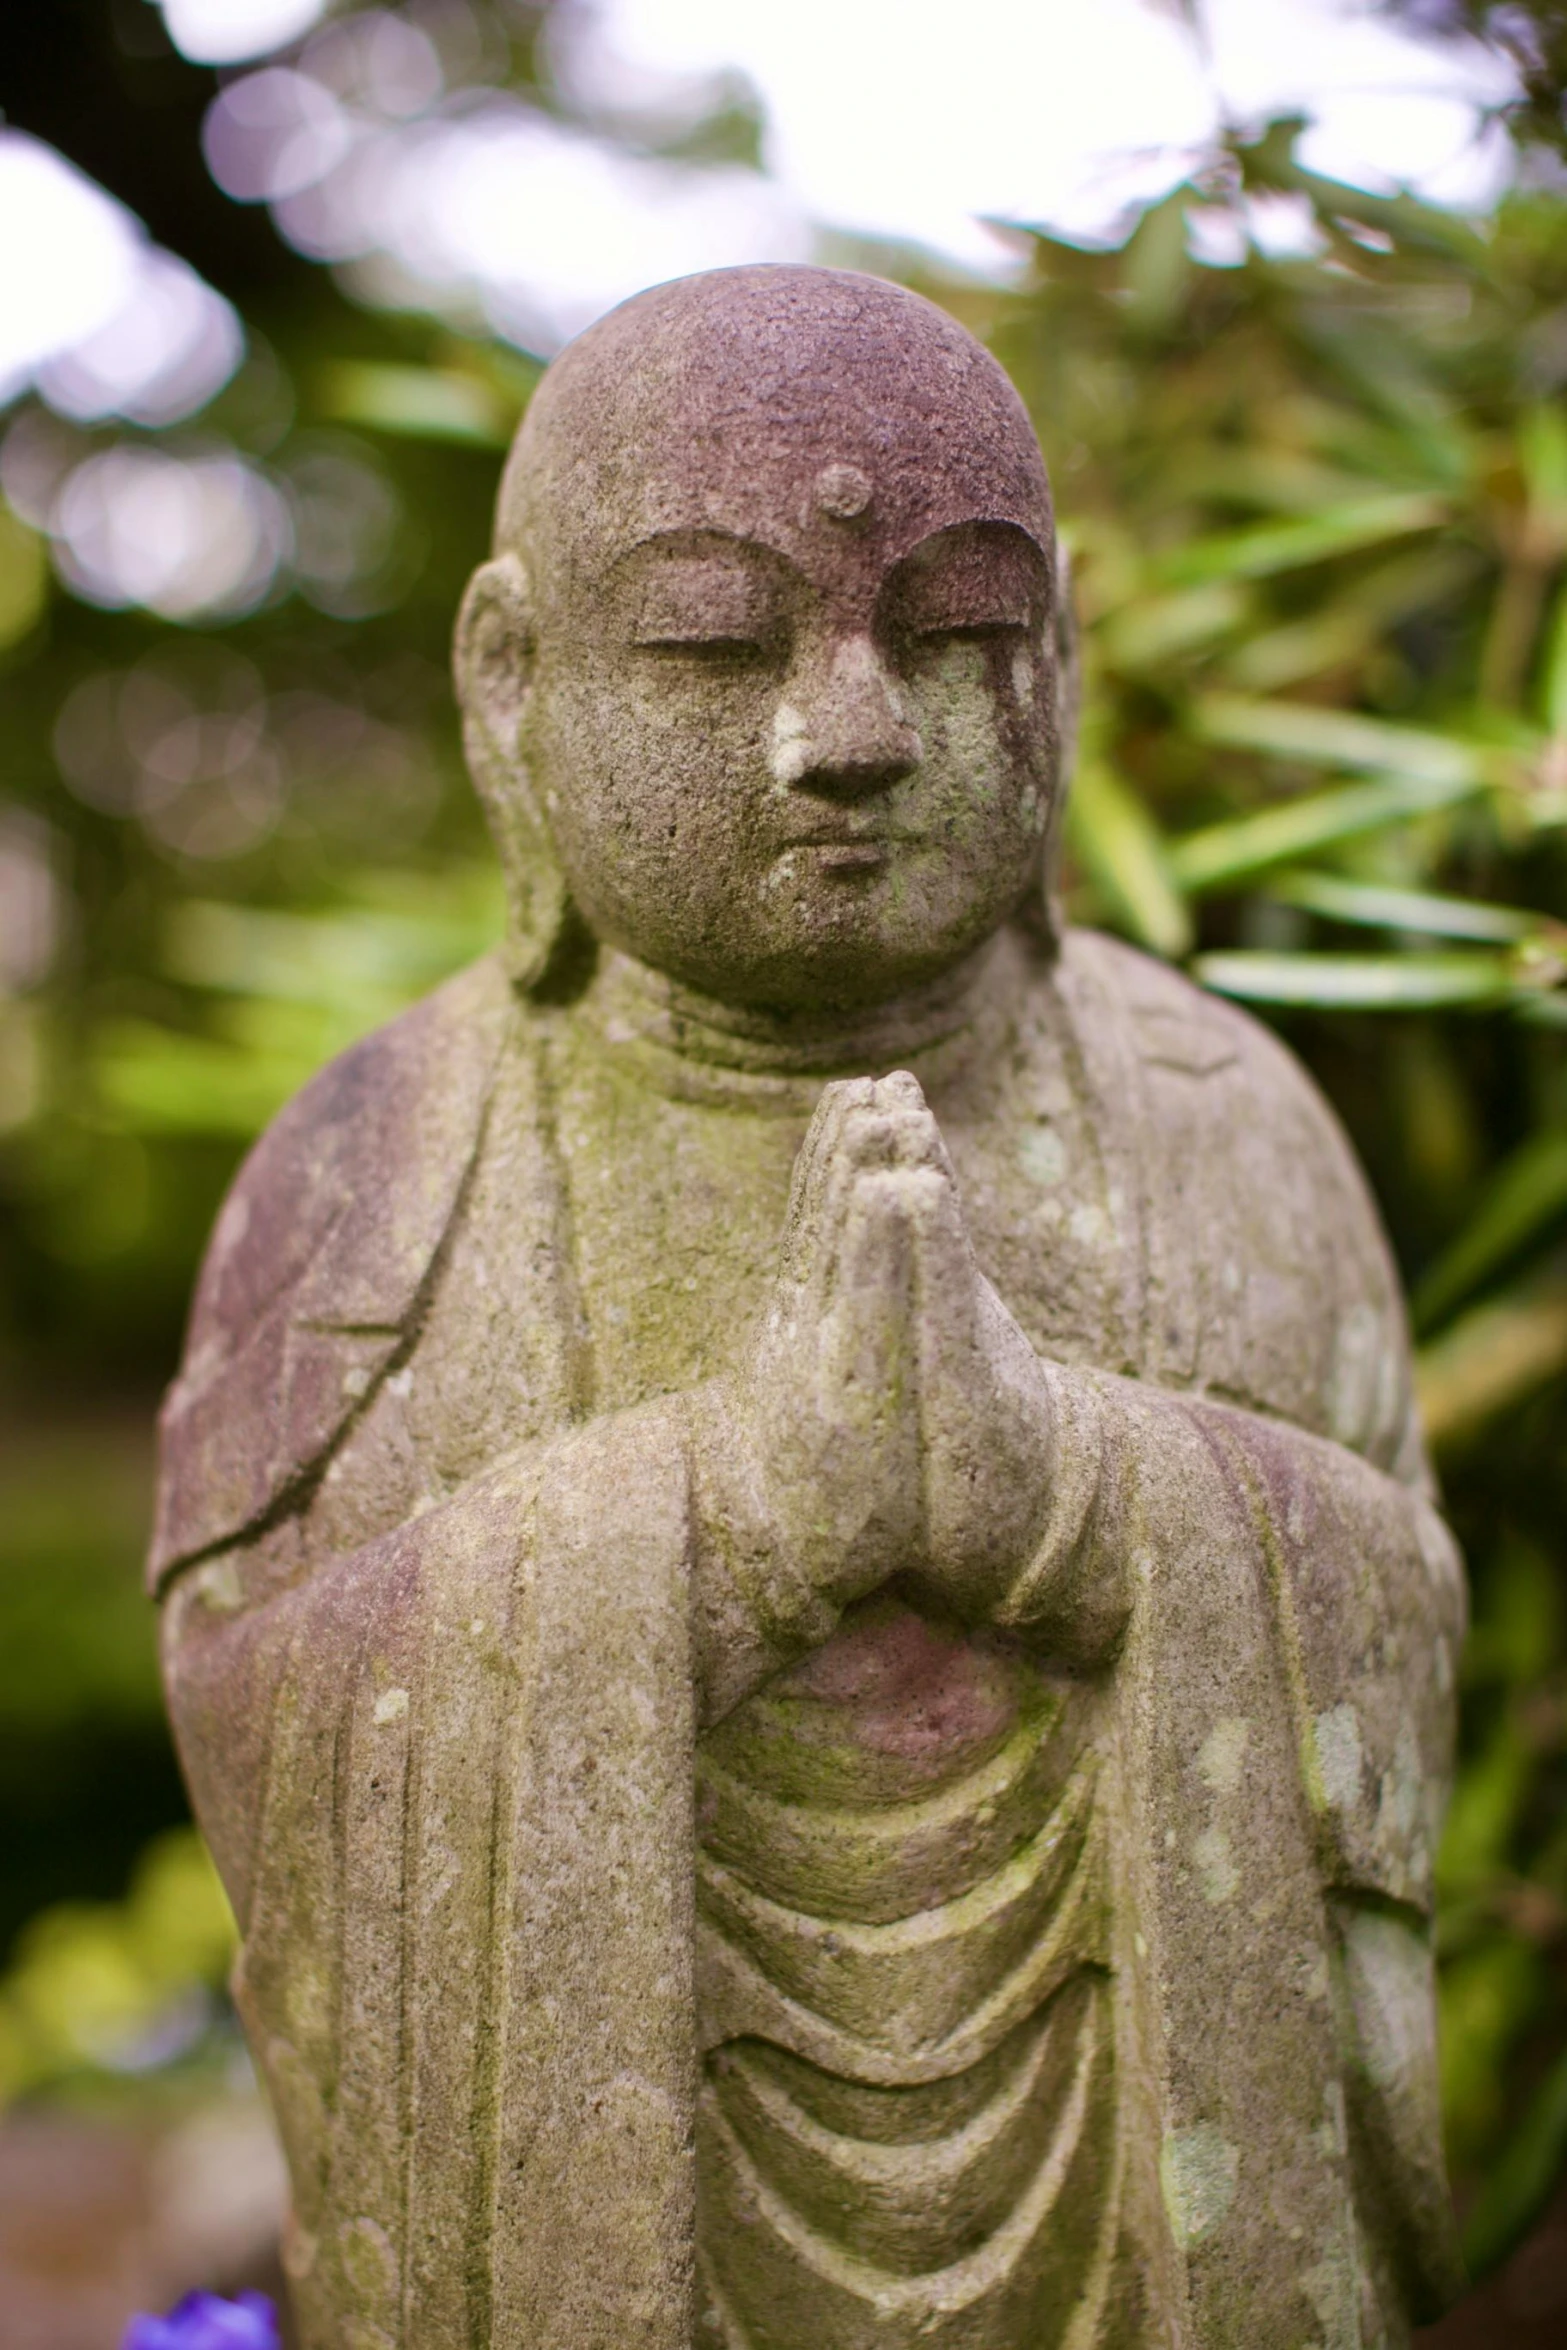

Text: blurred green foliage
xmin=0 ymin=1827 xmax=235 ymax=2107
xmin=5 ymin=0 xmax=1567 ymax=2293
xmin=977 ymin=121 xmax=1567 ymax=2269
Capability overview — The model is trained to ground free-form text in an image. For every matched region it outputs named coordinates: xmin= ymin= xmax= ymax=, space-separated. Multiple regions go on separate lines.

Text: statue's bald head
xmin=458 ymin=265 xmax=1069 ymax=1012
xmin=495 ymin=264 xmax=1054 ymax=603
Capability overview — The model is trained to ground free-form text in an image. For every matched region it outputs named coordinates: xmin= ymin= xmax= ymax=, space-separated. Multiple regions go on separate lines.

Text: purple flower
xmin=121 ymin=2291 xmax=280 ymax=2350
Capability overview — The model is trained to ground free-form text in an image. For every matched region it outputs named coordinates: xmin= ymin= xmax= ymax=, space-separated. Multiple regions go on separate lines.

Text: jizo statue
xmin=152 ymin=267 xmax=1466 ymax=2349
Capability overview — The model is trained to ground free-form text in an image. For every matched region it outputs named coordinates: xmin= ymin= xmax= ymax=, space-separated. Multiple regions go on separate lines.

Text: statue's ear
xmin=454 ymin=553 xmax=586 ymax=992
xmin=1050 ymin=538 xmax=1082 ymax=792
xmin=1033 ymin=537 xmax=1079 ymax=953
xmin=1014 ymin=536 xmax=1078 ymax=956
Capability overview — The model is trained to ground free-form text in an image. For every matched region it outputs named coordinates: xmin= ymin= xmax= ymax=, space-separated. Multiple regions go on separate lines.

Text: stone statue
xmin=151 ymin=266 xmax=1466 ymax=2349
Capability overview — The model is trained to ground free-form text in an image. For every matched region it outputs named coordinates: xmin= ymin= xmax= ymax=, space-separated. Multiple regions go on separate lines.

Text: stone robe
xmin=151 ymin=921 xmax=1465 ymax=2349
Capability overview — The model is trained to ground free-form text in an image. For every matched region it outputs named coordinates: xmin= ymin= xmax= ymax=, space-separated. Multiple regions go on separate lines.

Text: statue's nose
xmin=773 ymin=634 xmax=923 ymax=798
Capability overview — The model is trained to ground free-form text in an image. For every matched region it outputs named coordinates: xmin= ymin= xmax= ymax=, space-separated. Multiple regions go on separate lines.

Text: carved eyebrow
xmin=882 ymin=522 xmax=1049 ymax=635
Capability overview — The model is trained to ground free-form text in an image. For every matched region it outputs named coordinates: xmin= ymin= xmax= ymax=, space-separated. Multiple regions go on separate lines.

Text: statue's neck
xmin=577 ymin=933 xmax=1017 ymax=1093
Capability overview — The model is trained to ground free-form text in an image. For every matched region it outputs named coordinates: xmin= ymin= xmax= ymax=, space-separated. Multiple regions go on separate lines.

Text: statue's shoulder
xmin=1053 ymin=926 xmax=1421 ymax=1473
xmin=183 ymin=951 xmax=512 ymax=1359
xmin=1055 ymin=924 xmax=1350 ymax=1143
xmin=151 ymin=954 xmax=513 ymax=1583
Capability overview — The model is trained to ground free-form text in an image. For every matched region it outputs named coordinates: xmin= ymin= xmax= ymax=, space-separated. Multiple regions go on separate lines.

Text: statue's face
xmin=523 ymin=502 xmax=1056 ymax=1011
xmin=463 ymin=267 xmax=1062 ymax=1012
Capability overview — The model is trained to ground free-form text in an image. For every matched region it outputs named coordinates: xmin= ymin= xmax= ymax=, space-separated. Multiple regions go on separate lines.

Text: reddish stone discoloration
xmin=148 ymin=959 xmax=511 ymax=1585
xmin=776 ymin=1597 xmax=1019 ymax=1763
xmin=497 ymin=265 xmax=1055 ymax=608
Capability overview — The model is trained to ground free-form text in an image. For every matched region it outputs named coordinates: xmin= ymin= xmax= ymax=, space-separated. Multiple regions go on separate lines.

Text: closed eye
xmin=915 ymin=618 xmax=1029 ymax=641
xmin=635 ymin=631 xmax=777 ymax=661
xmin=623 ymin=541 xmax=791 ymax=658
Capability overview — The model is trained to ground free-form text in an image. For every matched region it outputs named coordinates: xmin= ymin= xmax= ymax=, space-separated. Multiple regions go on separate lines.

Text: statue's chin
xmin=635 ymin=924 xmax=1006 ymax=1021
xmin=567 ymin=844 xmax=1034 ymax=1017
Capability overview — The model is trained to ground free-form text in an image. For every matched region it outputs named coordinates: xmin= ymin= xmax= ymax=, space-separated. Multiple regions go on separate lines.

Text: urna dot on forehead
xmin=495 ymin=265 xmax=1055 ymax=578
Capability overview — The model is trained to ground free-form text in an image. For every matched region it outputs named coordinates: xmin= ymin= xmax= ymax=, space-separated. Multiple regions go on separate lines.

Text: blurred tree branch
xmin=1380 ymin=1 xmax=1567 ymax=156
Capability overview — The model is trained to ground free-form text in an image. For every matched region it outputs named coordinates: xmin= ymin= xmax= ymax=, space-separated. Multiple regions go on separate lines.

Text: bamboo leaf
xmin=1413 ymin=1133 xmax=1567 ymax=1332
xmin=1188 ymin=694 xmax=1503 ymax=787
xmin=1151 ymin=492 xmax=1448 ymax=587
xmin=1519 ymin=403 xmax=1567 ymax=528
xmin=1194 ymin=949 xmax=1515 ymax=1010
xmin=1219 ymin=606 xmax=1384 ymax=695
xmin=1436 ymin=1713 xmax=1535 ymax=1898
xmin=1266 ymin=870 xmax=1545 ymax=944
xmin=1169 ymin=774 xmax=1479 ymax=891
xmin=1066 ymin=761 xmax=1192 ymax=958
xmin=1541 ymin=577 xmax=1567 ymax=736
xmin=93 ymin=1022 xmax=323 ymax=1138
xmin=1461 ymin=2039 xmax=1567 ymax=2280
xmin=317 ymin=360 xmax=521 ymax=446
xmin=1438 ymin=1941 xmax=1548 ymax=2175
xmin=164 ymin=891 xmax=500 ymax=1006
xmin=0 ymin=502 xmax=47 ymax=653
xmin=1219 ymin=544 xmax=1481 ymax=694
xmin=1093 ymin=581 xmax=1248 ymax=671
xmin=1416 ymin=1280 xmax=1567 ymax=1451
xmin=1174 ymin=450 xmax=1396 ymax=515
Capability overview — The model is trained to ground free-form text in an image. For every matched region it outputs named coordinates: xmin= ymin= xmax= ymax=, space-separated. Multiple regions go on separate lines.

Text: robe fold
xmin=153 ymin=930 xmax=1465 ymax=2348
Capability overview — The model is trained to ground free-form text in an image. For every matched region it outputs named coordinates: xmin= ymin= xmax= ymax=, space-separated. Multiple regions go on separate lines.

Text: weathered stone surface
xmin=154 ymin=265 xmax=1465 ymax=2348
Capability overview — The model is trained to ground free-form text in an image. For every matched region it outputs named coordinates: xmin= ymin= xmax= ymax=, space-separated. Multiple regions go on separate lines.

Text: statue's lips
xmin=782 ymin=832 xmax=916 ymax=873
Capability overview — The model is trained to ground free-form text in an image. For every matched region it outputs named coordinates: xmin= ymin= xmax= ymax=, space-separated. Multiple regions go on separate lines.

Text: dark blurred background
xmin=3 ymin=3 xmax=1567 ymax=2342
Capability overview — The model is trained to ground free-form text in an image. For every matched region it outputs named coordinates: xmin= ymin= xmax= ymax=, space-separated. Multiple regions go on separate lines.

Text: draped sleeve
xmin=161 ymin=1410 xmax=701 ymax=2350
xmin=153 ymin=966 xmax=708 ymax=2350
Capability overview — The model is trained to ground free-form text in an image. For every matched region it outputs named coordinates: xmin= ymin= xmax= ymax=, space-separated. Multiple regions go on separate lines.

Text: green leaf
xmin=1462 ymin=2040 xmax=1567 ymax=2279
xmin=0 ymin=501 xmax=48 ymax=653
xmin=1218 ymin=605 xmax=1384 ymax=696
xmin=1266 ymin=869 xmax=1545 ymax=943
xmin=1413 ymin=1131 xmax=1567 ymax=1331
xmin=93 ymin=1021 xmax=328 ymax=1138
xmin=1461 ymin=1539 xmax=1565 ymax=1690
xmin=1518 ymin=402 xmax=1567 ymax=530
xmin=1065 ymin=760 xmax=1192 ymax=958
xmin=164 ymin=876 xmax=503 ymax=1007
xmin=1438 ymin=1714 xmax=1535 ymax=1896
xmin=1541 ymin=577 xmax=1567 ymax=736
xmin=1219 ymin=544 xmax=1481 ymax=694
xmin=1093 ymin=581 xmax=1249 ymax=671
xmin=316 ymin=360 xmax=522 ymax=446
xmin=0 ymin=1829 xmax=235 ymax=2107
xmin=1169 ymin=774 xmax=1480 ymax=891
xmin=0 ymin=1425 xmax=161 ymax=1734
xmin=1174 ymin=449 xmax=1395 ymax=515
xmin=1150 ymin=492 xmax=1448 ymax=587
xmin=1416 ymin=1279 xmax=1567 ymax=1451
xmin=1187 ymin=694 xmax=1504 ymax=787
xmin=1193 ymin=949 xmax=1515 ymax=1010
xmin=1439 ymin=1939 xmax=1548 ymax=2176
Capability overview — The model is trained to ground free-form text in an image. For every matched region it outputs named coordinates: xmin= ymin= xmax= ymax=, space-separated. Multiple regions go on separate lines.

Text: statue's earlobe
xmin=1050 ymin=539 xmax=1082 ymax=797
xmin=453 ymin=553 xmax=585 ymax=993
xmin=1019 ymin=537 xmax=1078 ymax=957
xmin=1038 ymin=539 xmax=1080 ymax=951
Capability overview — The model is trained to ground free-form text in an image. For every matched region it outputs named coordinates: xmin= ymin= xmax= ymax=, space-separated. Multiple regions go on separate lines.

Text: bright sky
xmin=0 ymin=0 xmax=1524 ymax=620
xmin=592 ymin=0 xmax=1518 ymax=262
xmin=0 ymin=0 xmax=1520 ymax=397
